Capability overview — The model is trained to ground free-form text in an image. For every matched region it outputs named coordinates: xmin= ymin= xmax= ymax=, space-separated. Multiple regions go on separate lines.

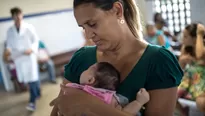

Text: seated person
xmin=145 ymin=23 xmax=172 ymax=51
xmin=38 ymin=40 xmax=56 ymax=83
xmin=62 ymin=62 xmax=150 ymax=116
xmin=3 ymin=42 xmax=26 ymax=92
xmin=178 ymin=23 xmax=205 ymax=113
xmin=145 ymin=23 xmax=165 ymax=46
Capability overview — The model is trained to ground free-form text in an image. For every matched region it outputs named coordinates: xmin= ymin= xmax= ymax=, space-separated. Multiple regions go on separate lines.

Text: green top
xmin=39 ymin=40 xmax=46 ymax=49
xmin=64 ymin=45 xmax=183 ymax=102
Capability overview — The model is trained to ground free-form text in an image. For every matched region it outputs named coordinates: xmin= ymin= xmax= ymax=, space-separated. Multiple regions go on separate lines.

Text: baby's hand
xmin=136 ymin=88 xmax=150 ymax=105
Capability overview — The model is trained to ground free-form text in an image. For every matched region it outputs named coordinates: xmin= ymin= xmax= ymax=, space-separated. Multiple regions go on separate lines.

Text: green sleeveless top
xmin=64 ymin=44 xmax=183 ymax=102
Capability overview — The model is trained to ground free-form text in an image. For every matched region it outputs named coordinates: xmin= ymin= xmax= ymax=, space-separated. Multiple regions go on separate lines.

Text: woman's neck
xmin=103 ymin=34 xmax=147 ymax=59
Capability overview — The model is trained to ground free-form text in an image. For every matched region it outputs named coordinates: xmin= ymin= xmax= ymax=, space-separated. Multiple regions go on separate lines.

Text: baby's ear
xmin=88 ymin=76 xmax=95 ymax=84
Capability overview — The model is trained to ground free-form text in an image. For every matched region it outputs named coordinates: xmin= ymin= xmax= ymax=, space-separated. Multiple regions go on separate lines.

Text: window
xmin=154 ymin=0 xmax=191 ymax=33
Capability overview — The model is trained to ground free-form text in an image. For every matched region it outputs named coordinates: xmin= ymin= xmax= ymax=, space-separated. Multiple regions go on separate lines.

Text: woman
xmin=50 ymin=0 xmax=183 ymax=116
xmin=178 ymin=23 xmax=205 ymax=113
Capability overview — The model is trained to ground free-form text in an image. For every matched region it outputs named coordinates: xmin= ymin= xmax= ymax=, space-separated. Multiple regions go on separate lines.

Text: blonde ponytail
xmin=123 ymin=0 xmax=142 ymax=38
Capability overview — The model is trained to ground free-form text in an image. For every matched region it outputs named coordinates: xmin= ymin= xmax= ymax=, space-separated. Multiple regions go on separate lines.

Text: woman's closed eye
xmin=88 ymin=23 xmax=97 ymax=28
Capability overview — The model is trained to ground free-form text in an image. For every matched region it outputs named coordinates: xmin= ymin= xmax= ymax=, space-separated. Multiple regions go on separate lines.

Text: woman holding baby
xmin=50 ymin=0 xmax=183 ymax=116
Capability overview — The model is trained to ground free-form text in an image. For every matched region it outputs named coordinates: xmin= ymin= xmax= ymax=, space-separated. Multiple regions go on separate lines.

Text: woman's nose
xmin=84 ymin=28 xmax=95 ymax=39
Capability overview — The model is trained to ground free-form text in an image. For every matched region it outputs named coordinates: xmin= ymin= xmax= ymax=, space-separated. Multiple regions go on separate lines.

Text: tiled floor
xmin=0 ymin=79 xmax=62 ymax=116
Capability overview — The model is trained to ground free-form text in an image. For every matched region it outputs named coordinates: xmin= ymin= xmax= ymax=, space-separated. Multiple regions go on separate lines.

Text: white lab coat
xmin=6 ymin=22 xmax=39 ymax=83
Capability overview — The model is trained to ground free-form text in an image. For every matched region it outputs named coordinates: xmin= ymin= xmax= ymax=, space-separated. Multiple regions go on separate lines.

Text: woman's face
xmin=183 ymin=29 xmax=196 ymax=46
xmin=74 ymin=3 xmax=124 ymax=51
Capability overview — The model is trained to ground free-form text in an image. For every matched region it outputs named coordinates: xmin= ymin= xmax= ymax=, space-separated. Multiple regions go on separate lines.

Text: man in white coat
xmin=5 ymin=7 xmax=40 ymax=111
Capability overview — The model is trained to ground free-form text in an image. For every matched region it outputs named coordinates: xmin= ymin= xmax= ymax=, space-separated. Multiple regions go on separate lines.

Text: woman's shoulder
xmin=146 ymin=45 xmax=175 ymax=61
xmin=144 ymin=45 xmax=184 ymax=90
xmin=147 ymin=45 xmax=182 ymax=71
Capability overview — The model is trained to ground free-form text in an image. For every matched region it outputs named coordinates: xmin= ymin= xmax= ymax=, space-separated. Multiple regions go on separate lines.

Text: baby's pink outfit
xmin=65 ymin=83 xmax=115 ymax=104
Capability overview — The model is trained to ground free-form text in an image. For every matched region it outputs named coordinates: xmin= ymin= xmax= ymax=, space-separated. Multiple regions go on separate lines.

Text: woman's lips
xmin=93 ymin=40 xmax=101 ymax=45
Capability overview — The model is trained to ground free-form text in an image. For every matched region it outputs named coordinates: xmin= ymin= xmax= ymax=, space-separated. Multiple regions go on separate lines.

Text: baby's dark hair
xmin=93 ymin=62 xmax=120 ymax=91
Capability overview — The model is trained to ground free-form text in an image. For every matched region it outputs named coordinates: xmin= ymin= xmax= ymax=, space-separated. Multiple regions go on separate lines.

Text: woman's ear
xmin=112 ymin=2 xmax=124 ymax=19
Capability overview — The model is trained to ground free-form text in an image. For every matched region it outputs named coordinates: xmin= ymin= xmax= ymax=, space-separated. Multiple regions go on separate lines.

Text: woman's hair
xmin=184 ymin=23 xmax=205 ymax=56
xmin=185 ymin=23 xmax=198 ymax=38
xmin=73 ymin=0 xmax=142 ymax=38
xmin=185 ymin=23 xmax=205 ymax=39
xmin=94 ymin=62 xmax=120 ymax=91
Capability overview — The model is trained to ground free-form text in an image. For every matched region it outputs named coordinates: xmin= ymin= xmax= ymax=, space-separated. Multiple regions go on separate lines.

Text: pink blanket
xmin=66 ymin=83 xmax=115 ymax=104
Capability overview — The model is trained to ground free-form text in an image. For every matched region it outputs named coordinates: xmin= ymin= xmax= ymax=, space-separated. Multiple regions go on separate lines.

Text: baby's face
xmin=80 ymin=64 xmax=97 ymax=85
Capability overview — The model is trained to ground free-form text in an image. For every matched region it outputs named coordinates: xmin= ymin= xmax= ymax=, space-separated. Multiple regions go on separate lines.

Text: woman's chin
xmin=96 ymin=45 xmax=107 ymax=51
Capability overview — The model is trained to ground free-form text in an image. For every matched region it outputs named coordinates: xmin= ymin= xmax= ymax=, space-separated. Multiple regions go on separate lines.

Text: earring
xmin=120 ymin=19 xmax=125 ymax=24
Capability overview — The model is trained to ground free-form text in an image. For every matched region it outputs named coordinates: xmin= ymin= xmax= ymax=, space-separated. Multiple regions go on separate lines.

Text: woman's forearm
xmin=195 ymin=35 xmax=204 ymax=59
xmin=57 ymin=88 xmax=131 ymax=116
xmin=88 ymin=100 xmax=131 ymax=116
xmin=178 ymin=56 xmax=187 ymax=69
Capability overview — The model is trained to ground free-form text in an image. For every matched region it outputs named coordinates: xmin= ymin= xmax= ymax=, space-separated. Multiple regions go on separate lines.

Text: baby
xmin=65 ymin=62 xmax=149 ymax=115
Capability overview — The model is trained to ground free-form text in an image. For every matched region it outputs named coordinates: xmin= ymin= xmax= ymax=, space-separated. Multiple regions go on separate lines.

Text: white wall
xmin=144 ymin=1 xmax=155 ymax=23
xmin=0 ymin=0 xmax=73 ymax=18
xmin=0 ymin=11 xmax=85 ymax=55
xmin=190 ymin=0 xmax=205 ymax=25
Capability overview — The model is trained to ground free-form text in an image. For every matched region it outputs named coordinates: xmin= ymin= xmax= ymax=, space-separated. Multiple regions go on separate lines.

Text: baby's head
xmin=80 ymin=62 xmax=120 ymax=91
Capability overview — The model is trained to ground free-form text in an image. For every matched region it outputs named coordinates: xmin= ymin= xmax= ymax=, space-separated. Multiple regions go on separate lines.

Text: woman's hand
xmin=50 ymin=84 xmax=130 ymax=116
xmin=49 ymin=97 xmax=60 ymax=116
xmin=180 ymin=54 xmax=195 ymax=63
xmin=197 ymin=24 xmax=205 ymax=37
xmin=50 ymin=85 xmax=95 ymax=116
xmin=179 ymin=54 xmax=195 ymax=68
xmin=196 ymin=24 xmax=205 ymax=59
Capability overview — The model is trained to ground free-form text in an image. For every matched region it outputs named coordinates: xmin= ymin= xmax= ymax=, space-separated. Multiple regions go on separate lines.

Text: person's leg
xmin=27 ymin=81 xmax=38 ymax=111
xmin=46 ymin=59 xmax=56 ymax=83
xmin=196 ymin=93 xmax=205 ymax=113
xmin=37 ymin=63 xmax=42 ymax=98
xmin=28 ymin=82 xmax=35 ymax=103
xmin=37 ymin=80 xmax=41 ymax=98
xmin=176 ymin=101 xmax=189 ymax=116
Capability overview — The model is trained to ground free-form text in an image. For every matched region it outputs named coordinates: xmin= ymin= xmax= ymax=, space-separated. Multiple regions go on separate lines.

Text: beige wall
xmin=0 ymin=0 xmax=74 ymax=18
xmin=0 ymin=0 xmax=149 ymax=19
